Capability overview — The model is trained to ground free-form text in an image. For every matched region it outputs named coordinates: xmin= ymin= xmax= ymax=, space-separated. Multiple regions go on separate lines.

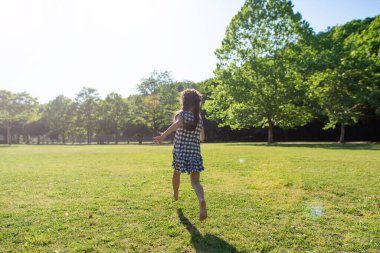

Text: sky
xmin=0 ymin=0 xmax=379 ymax=103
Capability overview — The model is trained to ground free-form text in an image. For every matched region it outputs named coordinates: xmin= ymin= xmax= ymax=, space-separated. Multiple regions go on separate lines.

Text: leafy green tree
xmin=23 ymin=104 xmax=48 ymax=144
xmin=67 ymin=126 xmax=86 ymax=144
xmin=205 ymin=0 xmax=313 ymax=143
xmin=125 ymin=95 xmax=151 ymax=144
xmin=24 ymin=118 xmax=49 ymax=144
xmin=99 ymin=93 xmax=128 ymax=144
xmin=137 ymin=70 xmax=173 ymax=95
xmin=0 ymin=90 xmax=37 ymax=144
xmin=308 ymin=17 xmax=379 ymax=142
xmin=143 ymin=93 xmax=162 ymax=136
xmin=75 ymin=87 xmax=100 ymax=144
xmin=345 ymin=16 xmax=380 ymax=116
xmin=137 ymin=71 xmax=177 ymax=135
xmin=44 ymin=95 xmax=75 ymax=144
xmin=123 ymin=121 xmax=151 ymax=144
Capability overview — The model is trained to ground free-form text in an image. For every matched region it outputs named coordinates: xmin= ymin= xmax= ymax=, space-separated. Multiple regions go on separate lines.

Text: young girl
xmin=153 ymin=89 xmax=207 ymax=220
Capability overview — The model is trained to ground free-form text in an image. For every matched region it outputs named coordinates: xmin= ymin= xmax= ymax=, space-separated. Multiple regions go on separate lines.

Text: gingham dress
xmin=172 ymin=110 xmax=204 ymax=174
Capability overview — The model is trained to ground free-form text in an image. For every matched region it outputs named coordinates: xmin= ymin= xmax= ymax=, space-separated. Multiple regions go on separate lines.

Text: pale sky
xmin=0 ymin=0 xmax=379 ymax=103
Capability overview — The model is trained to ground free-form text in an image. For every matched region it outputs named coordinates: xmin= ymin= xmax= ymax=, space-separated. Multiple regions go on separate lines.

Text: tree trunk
xmin=62 ymin=133 xmax=66 ymax=144
xmin=37 ymin=136 xmax=40 ymax=145
xmin=138 ymin=135 xmax=143 ymax=144
xmin=115 ymin=129 xmax=119 ymax=144
xmin=268 ymin=117 xmax=274 ymax=144
xmin=7 ymin=124 xmax=11 ymax=145
xmin=339 ymin=123 xmax=345 ymax=143
xmin=87 ymin=132 xmax=91 ymax=144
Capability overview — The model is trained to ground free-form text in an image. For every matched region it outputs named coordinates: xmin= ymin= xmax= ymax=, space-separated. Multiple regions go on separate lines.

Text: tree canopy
xmin=205 ymin=0 xmax=314 ymax=143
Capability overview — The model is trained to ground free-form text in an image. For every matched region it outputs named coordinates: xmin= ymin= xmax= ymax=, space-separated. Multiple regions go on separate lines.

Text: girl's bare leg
xmin=190 ymin=171 xmax=207 ymax=220
xmin=172 ymin=170 xmax=181 ymax=200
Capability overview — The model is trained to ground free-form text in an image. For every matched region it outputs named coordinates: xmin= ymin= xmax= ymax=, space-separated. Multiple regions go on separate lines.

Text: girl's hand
xmin=153 ymin=135 xmax=164 ymax=144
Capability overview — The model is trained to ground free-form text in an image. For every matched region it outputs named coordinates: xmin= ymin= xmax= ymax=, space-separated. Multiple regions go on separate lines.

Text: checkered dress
xmin=172 ymin=110 xmax=204 ymax=174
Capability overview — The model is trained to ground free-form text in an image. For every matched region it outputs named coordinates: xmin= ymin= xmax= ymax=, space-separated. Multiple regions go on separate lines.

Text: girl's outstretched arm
xmin=153 ymin=117 xmax=183 ymax=144
xmin=200 ymin=128 xmax=205 ymax=142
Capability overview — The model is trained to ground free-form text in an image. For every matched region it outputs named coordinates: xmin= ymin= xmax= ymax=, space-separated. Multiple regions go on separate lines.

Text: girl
xmin=153 ymin=89 xmax=207 ymax=221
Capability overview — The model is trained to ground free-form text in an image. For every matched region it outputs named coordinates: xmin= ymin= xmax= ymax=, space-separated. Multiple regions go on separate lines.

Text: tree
xmin=24 ymin=118 xmax=49 ymax=144
xmin=0 ymin=90 xmax=37 ymax=144
xmin=99 ymin=93 xmax=128 ymax=144
xmin=137 ymin=70 xmax=173 ymax=95
xmin=345 ymin=16 xmax=380 ymax=117
xmin=143 ymin=93 xmax=162 ymax=136
xmin=75 ymin=87 xmax=100 ymax=144
xmin=125 ymin=95 xmax=151 ymax=144
xmin=308 ymin=17 xmax=380 ymax=142
xmin=137 ymin=71 xmax=177 ymax=136
xmin=205 ymin=0 xmax=313 ymax=143
xmin=44 ymin=95 xmax=75 ymax=144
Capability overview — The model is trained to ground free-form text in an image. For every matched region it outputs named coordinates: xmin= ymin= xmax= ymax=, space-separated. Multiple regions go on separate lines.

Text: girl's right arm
xmin=153 ymin=117 xmax=183 ymax=144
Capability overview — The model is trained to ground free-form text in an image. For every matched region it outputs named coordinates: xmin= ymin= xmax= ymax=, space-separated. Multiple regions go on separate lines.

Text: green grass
xmin=0 ymin=143 xmax=379 ymax=252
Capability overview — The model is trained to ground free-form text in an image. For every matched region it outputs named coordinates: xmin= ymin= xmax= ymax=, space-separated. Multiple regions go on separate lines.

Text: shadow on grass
xmin=224 ymin=142 xmax=380 ymax=150
xmin=178 ymin=209 xmax=241 ymax=253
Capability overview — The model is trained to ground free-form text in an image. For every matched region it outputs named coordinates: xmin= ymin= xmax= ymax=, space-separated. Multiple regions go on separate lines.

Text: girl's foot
xmin=199 ymin=199 xmax=207 ymax=221
xmin=173 ymin=192 xmax=179 ymax=201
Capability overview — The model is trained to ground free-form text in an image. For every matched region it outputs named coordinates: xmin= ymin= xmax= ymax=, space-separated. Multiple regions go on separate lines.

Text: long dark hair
xmin=178 ymin=89 xmax=202 ymax=131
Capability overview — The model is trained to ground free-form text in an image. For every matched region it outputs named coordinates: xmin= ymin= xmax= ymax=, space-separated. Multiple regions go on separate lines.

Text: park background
xmin=0 ymin=1 xmax=379 ymax=252
xmin=0 ymin=0 xmax=379 ymax=144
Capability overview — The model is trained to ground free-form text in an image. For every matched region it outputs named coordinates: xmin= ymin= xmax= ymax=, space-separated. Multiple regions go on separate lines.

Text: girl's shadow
xmin=177 ymin=209 xmax=241 ymax=253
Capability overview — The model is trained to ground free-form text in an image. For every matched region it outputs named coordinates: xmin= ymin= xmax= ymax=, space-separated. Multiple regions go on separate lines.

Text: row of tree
xmin=205 ymin=0 xmax=379 ymax=143
xmin=1 ymin=0 xmax=379 ymax=144
xmin=0 ymin=71 xmax=205 ymax=145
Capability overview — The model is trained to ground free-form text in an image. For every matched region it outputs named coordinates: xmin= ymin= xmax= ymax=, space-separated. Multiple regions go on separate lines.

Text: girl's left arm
xmin=153 ymin=117 xmax=183 ymax=144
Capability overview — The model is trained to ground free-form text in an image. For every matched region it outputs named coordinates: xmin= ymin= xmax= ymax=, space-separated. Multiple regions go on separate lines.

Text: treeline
xmin=206 ymin=0 xmax=379 ymax=143
xmin=1 ymin=0 xmax=379 ymax=144
xmin=0 ymin=71 xmax=206 ymax=145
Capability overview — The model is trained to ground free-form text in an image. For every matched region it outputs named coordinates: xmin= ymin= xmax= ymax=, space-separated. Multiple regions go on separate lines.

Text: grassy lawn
xmin=0 ymin=143 xmax=379 ymax=252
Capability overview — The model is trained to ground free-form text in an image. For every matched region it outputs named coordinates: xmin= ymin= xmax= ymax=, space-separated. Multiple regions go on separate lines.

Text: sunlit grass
xmin=0 ymin=143 xmax=379 ymax=252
